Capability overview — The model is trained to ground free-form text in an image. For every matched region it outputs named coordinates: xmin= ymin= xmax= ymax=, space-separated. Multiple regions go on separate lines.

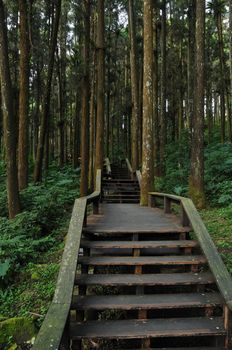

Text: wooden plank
xmin=75 ymin=272 xmax=215 ymax=286
xmin=53 ymin=198 xmax=86 ymax=304
xmin=70 ymin=317 xmax=225 ymax=339
xmin=32 ymin=303 xmax=69 ymax=350
xmin=80 ymin=240 xmax=198 ymax=249
xmin=78 ymin=255 xmax=207 ymax=266
xmin=126 ymin=348 xmax=225 ymax=350
xmin=83 ymin=227 xmax=191 ymax=234
xmin=71 ymin=293 xmax=223 ymax=310
xmin=181 ymin=198 xmax=232 ymax=310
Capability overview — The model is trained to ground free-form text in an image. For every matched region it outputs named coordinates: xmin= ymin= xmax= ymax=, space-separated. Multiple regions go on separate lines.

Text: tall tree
xmin=95 ymin=0 xmax=105 ymax=174
xmin=128 ymin=0 xmax=139 ymax=172
xmin=189 ymin=0 xmax=205 ymax=208
xmin=160 ymin=0 xmax=167 ymax=175
xmin=18 ymin=0 xmax=30 ymax=190
xmin=140 ymin=0 xmax=153 ymax=206
xmin=80 ymin=0 xmax=91 ymax=196
xmin=0 ymin=0 xmax=21 ymax=218
xmin=34 ymin=0 xmax=61 ymax=182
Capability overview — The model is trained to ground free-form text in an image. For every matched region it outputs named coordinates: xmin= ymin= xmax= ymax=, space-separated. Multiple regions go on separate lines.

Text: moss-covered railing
xmin=32 ymin=169 xmax=102 ymax=350
xmin=104 ymin=157 xmax=111 ymax=176
xmin=149 ymin=191 xmax=232 ymax=314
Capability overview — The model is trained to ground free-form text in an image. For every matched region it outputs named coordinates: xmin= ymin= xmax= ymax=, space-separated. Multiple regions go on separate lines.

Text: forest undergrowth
xmin=0 ymin=164 xmax=80 ymax=348
xmin=156 ymin=130 xmax=232 ymax=271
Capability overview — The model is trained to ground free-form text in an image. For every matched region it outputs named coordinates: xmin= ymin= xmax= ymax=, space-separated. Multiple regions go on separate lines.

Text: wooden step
xmin=80 ymin=240 xmax=198 ymax=249
xmin=125 ymin=348 xmax=225 ymax=350
xmin=70 ymin=317 xmax=225 ymax=339
xmin=78 ymin=255 xmax=207 ymax=266
xmin=83 ymin=227 xmax=191 ymax=235
xmin=75 ymin=272 xmax=215 ymax=286
xmin=71 ymin=292 xmax=223 ymax=310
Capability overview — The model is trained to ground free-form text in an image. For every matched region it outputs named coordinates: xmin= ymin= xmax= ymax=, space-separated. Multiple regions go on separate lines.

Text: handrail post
xmin=93 ymin=198 xmax=99 ymax=215
xmin=164 ymin=197 xmax=171 ymax=214
xmin=149 ymin=194 xmax=156 ymax=208
xmin=180 ymin=203 xmax=190 ymax=227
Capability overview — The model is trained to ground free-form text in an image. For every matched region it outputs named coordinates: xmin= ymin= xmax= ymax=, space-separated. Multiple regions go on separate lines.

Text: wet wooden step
xmin=80 ymin=240 xmax=198 ymax=250
xmin=70 ymin=317 xmax=225 ymax=339
xmin=78 ymin=255 xmax=207 ymax=266
xmin=75 ymin=272 xmax=215 ymax=286
xmin=71 ymin=292 xmax=223 ymax=310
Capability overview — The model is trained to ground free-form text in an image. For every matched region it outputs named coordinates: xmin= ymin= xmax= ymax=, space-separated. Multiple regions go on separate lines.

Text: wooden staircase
xmin=70 ymin=228 xmax=228 ymax=349
xmin=102 ymin=162 xmax=140 ymax=203
xmin=32 ymin=164 xmax=232 ymax=350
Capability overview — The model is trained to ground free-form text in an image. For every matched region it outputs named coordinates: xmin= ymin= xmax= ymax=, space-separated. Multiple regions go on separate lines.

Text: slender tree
xmin=80 ymin=0 xmax=91 ymax=196
xmin=189 ymin=0 xmax=205 ymax=208
xmin=140 ymin=0 xmax=154 ymax=206
xmin=34 ymin=0 xmax=61 ymax=182
xmin=18 ymin=0 xmax=30 ymax=190
xmin=160 ymin=0 xmax=167 ymax=175
xmin=128 ymin=0 xmax=139 ymax=172
xmin=0 ymin=0 xmax=21 ymax=218
xmin=95 ymin=0 xmax=105 ymax=174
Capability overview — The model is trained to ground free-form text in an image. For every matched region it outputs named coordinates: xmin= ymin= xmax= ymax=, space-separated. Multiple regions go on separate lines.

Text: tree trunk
xmin=140 ymin=0 xmax=153 ymax=206
xmin=18 ymin=0 xmax=30 ymax=190
xmin=189 ymin=0 xmax=205 ymax=209
xmin=33 ymin=0 xmax=61 ymax=182
xmin=0 ymin=0 xmax=21 ymax=218
xmin=80 ymin=0 xmax=91 ymax=197
xmin=160 ymin=0 xmax=167 ymax=176
xmin=187 ymin=0 xmax=196 ymax=133
xmin=95 ymin=0 xmax=105 ymax=174
xmin=128 ymin=0 xmax=139 ymax=171
xmin=153 ymin=4 xmax=160 ymax=177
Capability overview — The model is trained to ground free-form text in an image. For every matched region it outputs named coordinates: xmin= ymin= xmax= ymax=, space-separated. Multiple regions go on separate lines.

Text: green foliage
xmin=156 ymin=134 xmax=232 ymax=206
xmin=0 ymin=165 xmax=80 ymax=284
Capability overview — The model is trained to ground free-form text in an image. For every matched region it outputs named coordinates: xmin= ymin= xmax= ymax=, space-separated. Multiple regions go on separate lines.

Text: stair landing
xmin=85 ymin=203 xmax=188 ymax=234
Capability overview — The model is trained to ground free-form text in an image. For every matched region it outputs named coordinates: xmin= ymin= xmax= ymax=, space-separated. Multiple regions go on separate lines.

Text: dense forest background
xmin=1 ymin=0 xmax=232 ymax=347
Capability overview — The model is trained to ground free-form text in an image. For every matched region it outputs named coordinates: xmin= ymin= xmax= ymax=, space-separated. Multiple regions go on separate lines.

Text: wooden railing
xmin=32 ymin=169 xmax=102 ymax=350
xmin=149 ymin=191 xmax=232 ymax=312
xmin=125 ymin=158 xmax=135 ymax=180
xmin=104 ymin=157 xmax=111 ymax=176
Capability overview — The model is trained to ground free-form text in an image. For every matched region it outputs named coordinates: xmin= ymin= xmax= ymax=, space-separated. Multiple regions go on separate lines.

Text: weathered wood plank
xmin=80 ymin=240 xmax=198 ymax=249
xmin=32 ymin=303 xmax=69 ymax=350
xmin=71 ymin=292 xmax=223 ymax=310
xmin=78 ymin=255 xmax=207 ymax=266
xmin=70 ymin=317 xmax=225 ymax=339
xmin=75 ymin=272 xmax=215 ymax=286
xmin=54 ymin=198 xmax=86 ymax=304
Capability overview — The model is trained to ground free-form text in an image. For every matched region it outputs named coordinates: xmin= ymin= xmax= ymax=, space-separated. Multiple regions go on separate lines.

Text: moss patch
xmin=0 ymin=317 xmax=36 ymax=346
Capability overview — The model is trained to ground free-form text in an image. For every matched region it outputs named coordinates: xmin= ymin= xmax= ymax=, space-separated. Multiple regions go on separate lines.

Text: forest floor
xmin=0 ymin=164 xmax=80 ymax=348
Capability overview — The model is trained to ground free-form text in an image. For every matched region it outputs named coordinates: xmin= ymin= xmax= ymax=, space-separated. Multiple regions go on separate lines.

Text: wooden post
xmin=164 ymin=197 xmax=171 ymax=214
xmin=181 ymin=203 xmax=190 ymax=227
xmin=149 ymin=194 xmax=156 ymax=208
xmin=224 ymin=305 xmax=232 ymax=349
xmin=93 ymin=198 xmax=99 ymax=214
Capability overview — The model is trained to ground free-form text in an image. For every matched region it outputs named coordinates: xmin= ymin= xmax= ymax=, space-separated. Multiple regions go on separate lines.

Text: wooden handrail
xmin=125 ymin=158 xmax=133 ymax=174
xmin=104 ymin=157 xmax=111 ymax=175
xmin=149 ymin=191 xmax=232 ymax=311
xmin=32 ymin=169 xmax=102 ymax=350
xmin=136 ymin=169 xmax=141 ymax=188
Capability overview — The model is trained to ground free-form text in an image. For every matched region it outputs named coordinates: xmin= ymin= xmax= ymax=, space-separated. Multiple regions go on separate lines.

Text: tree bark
xmin=0 ymin=0 xmax=21 ymax=218
xmin=95 ymin=0 xmax=105 ymax=175
xmin=33 ymin=0 xmax=61 ymax=182
xmin=160 ymin=0 xmax=167 ymax=176
xmin=80 ymin=0 xmax=91 ymax=197
xmin=189 ymin=0 xmax=205 ymax=209
xmin=140 ymin=0 xmax=154 ymax=206
xmin=128 ymin=0 xmax=139 ymax=171
xmin=18 ymin=0 xmax=30 ymax=190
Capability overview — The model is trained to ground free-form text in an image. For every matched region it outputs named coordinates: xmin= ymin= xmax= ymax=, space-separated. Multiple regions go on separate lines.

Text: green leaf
xmin=0 ymin=259 xmax=11 ymax=279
